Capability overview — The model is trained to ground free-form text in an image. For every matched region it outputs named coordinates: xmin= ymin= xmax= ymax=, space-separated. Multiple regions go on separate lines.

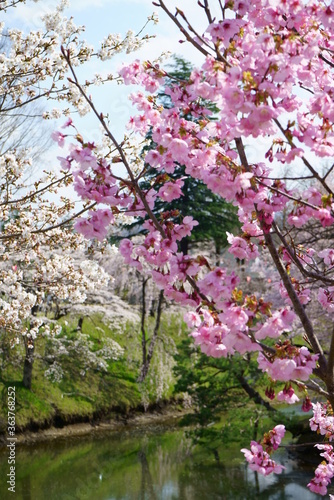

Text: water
xmin=0 ymin=421 xmax=323 ymax=500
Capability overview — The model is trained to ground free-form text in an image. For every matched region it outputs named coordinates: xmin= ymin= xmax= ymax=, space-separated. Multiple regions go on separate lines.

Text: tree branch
xmin=235 ymin=136 xmax=327 ymax=378
xmin=264 ymin=231 xmax=327 ymax=377
xmin=274 ymin=118 xmax=334 ymax=197
xmin=154 ymin=1 xmax=213 ymax=59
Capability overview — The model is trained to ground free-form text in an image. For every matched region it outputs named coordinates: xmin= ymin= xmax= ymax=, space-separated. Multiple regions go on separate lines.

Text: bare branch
xmin=274 ymin=118 xmax=334 ymax=197
xmin=272 ymin=221 xmax=334 ymax=286
xmin=154 ymin=0 xmax=213 ymax=59
xmin=264 ymin=231 xmax=327 ymax=378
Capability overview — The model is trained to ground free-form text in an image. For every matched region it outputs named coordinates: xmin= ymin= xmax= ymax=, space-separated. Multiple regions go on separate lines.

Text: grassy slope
xmin=0 ymin=309 xmax=311 ymax=439
xmin=0 ymin=311 xmax=187 ymax=433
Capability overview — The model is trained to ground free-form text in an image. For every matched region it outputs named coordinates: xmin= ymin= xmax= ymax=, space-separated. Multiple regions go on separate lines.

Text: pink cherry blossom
xmin=241 ymin=441 xmax=284 ymax=476
xmin=308 ymin=444 xmax=334 ymax=496
xmin=318 ymin=288 xmax=334 ymax=314
xmin=74 ymin=209 xmax=113 ymax=241
xmin=319 ymin=249 xmax=334 ymax=266
xmin=258 ymin=346 xmax=318 ymax=382
xmin=158 ymin=180 xmax=184 ymax=202
xmin=51 ymin=130 xmax=66 ymax=147
xmin=277 ymin=387 xmax=300 ymax=404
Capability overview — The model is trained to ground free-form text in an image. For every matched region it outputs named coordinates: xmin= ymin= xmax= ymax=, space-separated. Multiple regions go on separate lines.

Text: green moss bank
xmin=0 ymin=310 xmax=188 ymax=437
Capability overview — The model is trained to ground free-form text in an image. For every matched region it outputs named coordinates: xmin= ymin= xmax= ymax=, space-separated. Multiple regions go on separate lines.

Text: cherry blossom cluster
xmin=310 ymin=403 xmax=334 ymax=440
xmin=118 ymin=4 xmax=332 ymax=357
xmin=241 ymin=425 xmax=285 ymax=476
xmin=98 ymin=14 xmax=158 ymax=61
xmin=258 ymin=343 xmax=319 ymax=382
xmin=0 ymin=0 xmax=158 ymax=121
xmin=45 ymin=333 xmax=124 ymax=382
xmin=308 ymin=444 xmax=334 ymax=496
xmin=308 ymin=403 xmax=334 ymax=495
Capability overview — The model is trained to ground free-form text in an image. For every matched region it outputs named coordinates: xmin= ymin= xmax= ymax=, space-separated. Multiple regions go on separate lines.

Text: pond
xmin=0 ymin=420 xmax=323 ymax=499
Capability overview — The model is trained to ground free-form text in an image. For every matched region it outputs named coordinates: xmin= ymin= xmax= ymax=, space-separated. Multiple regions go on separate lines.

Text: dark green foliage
xmin=173 ymin=338 xmax=275 ymax=452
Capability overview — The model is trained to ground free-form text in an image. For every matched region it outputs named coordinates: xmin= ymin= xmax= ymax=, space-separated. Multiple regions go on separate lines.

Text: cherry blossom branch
xmin=61 ymin=48 xmax=218 ymax=308
xmin=0 ymin=173 xmax=72 ymax=207
xmin=170 ymin=2 xmax=229 ymax=64
xmin=299 ymin=85 xmax=314 ymax=95
xmin=302 ymin=379 xmax=329 ymax=398
xmin=323 ymin=163 xmax=334 ymax=181
xmin=235 ymin=136 xmax=327 ymax=377
xmin=235 ymin=137 xmax=250 ymax=168
xmin=172 ymin=5 xmax=227 ymax=63
xmin=256 ymin=179 xmax=323 ymax=212
xmin=252 ymin=337 xmax=276 ymax=355
xmin=0 ymin=0 xmax=25 ymax=10
xmin=262 ymin=175 xmax=314 ymax=181
xmin=319 ymin=53 xmax=334 ymax=69
xmin=201 ymin=0 xmax=214 ymax=24
xmin=34 ymin=202 xmax=97 ymax=234
xmin=61 ymin=46 xmax=168 ymax=241
xmin=0 ymin=202 xmax=97 ymax=240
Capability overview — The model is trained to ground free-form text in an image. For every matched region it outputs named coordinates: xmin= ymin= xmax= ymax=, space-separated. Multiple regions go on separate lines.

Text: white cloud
xmin=64 ymin=0 xmax=113 ymax=11
xmin=4 ymin=1 xmax=57 ymax=30
xmin=3 ymin=0 xmax=111 ymax=31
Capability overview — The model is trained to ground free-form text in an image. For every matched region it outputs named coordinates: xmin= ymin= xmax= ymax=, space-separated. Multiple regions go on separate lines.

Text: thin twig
xmin=62 ymin=46 xmax=167 ymax=240
xmin=154 ymin=0 xmax=213 ymax=59
xmin=257 ymin=179 xmax=323 ymax=212
xmin=272 ymin=221 xmax=334 ymax=286
xmin=0 ymin=173 xmax=72 ymax=207
xmin=264 ymin=231 xmax=327 ymax=378
xmin=323 ymin=163 xmax=334 ymax=181
xmin=274 ymin=118 xmax=334 ymax=196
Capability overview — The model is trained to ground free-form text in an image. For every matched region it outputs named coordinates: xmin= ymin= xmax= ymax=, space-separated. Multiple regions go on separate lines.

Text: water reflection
xmin=138 ymin=451 xmax=156 ymax=500
xmin=0 ymin=423 xmax=323 ymax=499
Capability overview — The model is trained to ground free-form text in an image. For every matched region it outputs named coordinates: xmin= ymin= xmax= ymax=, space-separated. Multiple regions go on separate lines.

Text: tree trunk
xmin=139 ymin=277 xmax=149 ymax=374
xmin=215 ymin=241 xmax=221 ymax=267
xmin=138 ymin=450 xmax=156 ymax=500
xmin=180 ymin=237 xmax=189 ymax=255
xmin=23 ymin=337 xmax=35 ymax=390
xmin=137 ymin=290 xmax=164 ymax=382
xmin=54 ymin=300 xmax=61 ymax=320
xmin=77 ymin=316 xmax=84 ymax=331
xmin=213 ymin=449 xmax=220 ymax=463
